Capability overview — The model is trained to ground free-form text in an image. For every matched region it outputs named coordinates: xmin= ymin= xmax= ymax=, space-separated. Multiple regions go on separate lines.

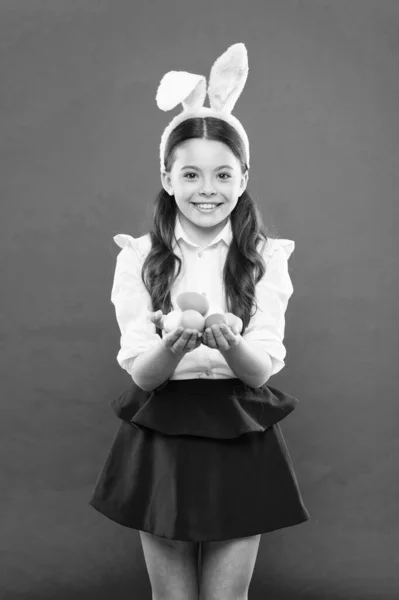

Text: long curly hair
xmin=141 ymin=116 xmax=275 ymax=338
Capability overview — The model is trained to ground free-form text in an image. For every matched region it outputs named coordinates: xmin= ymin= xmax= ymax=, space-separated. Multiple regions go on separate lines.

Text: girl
xmin=89 ymin=43 xmax=310 ymax=600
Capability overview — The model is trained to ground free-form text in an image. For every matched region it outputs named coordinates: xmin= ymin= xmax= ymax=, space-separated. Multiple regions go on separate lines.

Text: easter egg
xmin=204 ymin=313 xmax=227 ymax=328
xmin=225 ymin=312 xmax=243 ymax=333
xmin=163 ymin=310 xmax=183 ymax=333
xmin=176 ymin=292 xmax=209 ymax=316
xmin=180 ymin=310 xmax=205 ymax=331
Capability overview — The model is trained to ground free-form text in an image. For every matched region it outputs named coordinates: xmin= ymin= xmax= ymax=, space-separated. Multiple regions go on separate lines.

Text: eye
xmin=183 ymin=172 xmax=231 ymax=180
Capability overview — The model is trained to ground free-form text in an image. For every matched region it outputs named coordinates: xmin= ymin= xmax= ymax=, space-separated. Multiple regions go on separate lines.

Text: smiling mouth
xmin=191 ymin=202 xmax=222 ymax=206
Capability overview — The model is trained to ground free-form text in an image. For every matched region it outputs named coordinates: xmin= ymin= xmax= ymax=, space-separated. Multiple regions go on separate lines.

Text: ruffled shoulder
xmin=263 ymin=237 xmax=295 ymax=262
xmin=113 ymin=234 xmax=137 ymax=251
xmin=136 ymin=233 xmax=152 ymax=259
xmin=113 ymin=233 xmax=152 ymax=260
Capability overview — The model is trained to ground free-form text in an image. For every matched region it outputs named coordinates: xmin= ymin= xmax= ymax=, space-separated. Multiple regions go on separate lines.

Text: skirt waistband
xmin=157 ymin=377 xmax=247 ymax=393
xmin=111 ymin=377 xmax=299 ymax=439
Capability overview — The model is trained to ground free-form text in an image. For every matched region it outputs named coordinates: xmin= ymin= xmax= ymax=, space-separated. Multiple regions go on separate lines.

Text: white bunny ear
xmin=156 ymin=71 xmax=207 ymax=111
xmin=207 ymin=43 xmax=249 ymax=113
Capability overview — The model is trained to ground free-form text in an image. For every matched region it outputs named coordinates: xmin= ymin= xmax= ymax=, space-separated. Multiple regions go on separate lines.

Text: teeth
xmin=196 ymin=204 xmax=218 ymax=208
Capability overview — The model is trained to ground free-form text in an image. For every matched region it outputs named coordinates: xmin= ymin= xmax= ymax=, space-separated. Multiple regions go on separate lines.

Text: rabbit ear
xmin=156 ymin=71 xmax=207 ymax=111
xmin=207 ymin=43 xmax=248 ymax=113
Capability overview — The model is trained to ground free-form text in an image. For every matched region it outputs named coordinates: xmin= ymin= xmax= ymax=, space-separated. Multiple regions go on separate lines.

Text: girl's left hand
xmin=201 ymin=323 xmax=240 ymax=351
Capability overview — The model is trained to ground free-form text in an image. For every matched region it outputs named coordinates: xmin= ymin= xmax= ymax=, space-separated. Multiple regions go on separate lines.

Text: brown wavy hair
xmin=141 ymin=117 xmax=275 ymax=338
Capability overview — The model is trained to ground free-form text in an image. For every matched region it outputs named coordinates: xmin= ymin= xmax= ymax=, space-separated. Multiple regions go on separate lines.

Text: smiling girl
xmin=89 ymin=43 xmax=310 ymax=600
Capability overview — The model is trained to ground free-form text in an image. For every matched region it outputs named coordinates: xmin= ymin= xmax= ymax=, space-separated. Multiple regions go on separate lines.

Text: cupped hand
xmin=149 ymin=311 xmax=202 ymax=356
xmin=162 ymin=326 xmax=203 ymax=356
xmin=150 ymin=310 xmax=241 ymax=352
xmin=201 ymin=323 xmax=240 ymax=351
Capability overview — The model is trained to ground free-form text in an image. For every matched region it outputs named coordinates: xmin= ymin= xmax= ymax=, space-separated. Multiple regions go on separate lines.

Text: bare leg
xmin=139 ymin=530 xmax=200 ymax=600
xmin=199 ymin=534 xmax=261 ymax=600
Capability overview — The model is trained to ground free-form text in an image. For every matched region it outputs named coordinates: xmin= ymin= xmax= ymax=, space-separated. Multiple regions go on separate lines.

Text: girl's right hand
xmin=162 ymin=326 xmax=203 ymax=356
xmin=150 ymin=310 xmax=202 ymax=355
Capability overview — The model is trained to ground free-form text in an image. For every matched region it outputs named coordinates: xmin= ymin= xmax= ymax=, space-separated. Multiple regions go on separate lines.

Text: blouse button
xmin=197 ymin=251 xmax=202 ymax=257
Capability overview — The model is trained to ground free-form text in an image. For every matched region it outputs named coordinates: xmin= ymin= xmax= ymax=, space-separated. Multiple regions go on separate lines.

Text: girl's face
xmin=161 ymin=138 xmax=248 ymax=245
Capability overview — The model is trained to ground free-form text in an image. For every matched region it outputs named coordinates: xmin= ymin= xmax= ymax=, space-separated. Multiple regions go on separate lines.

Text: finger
xmin=219 ymin=323 xmax=235 ymax=338
xmin=185 ymin=332 xmax=202 ymax=352
xmin=210 ymin=324 xmax=230 ymax=350
xmin=152 ymin=319 xmax=163 ymax=330
xmin=176 ymin=329 xmax=197 ymax=351
xmin=205 ymin=327 xmax=218 ymax=349
xmin=150 ymin=310 xmax=163 ymax=326
xmin=188 ymin=330 xmax=202 ymax=346
xmin=166 ymin=328 xmax=189 ymax=353
xmin=164 ymin=327 xmax=182 ymax=346
xmin=219 ymin=323 xmax=240 ymax=347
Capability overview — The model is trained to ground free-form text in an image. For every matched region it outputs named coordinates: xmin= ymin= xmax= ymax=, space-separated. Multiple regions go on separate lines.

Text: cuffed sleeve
xmin=111 ymin=234 xmax=162 ymax=375
xmin=242 ymin=238 xmax=295 ymax=376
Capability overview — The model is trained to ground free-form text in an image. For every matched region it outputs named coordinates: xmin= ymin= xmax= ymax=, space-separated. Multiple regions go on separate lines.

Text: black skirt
xmin=88 ymin=378 xmax=310 ymax=542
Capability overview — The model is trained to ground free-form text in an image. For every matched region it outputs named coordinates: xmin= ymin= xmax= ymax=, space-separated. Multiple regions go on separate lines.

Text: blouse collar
xmin=172 ymin=212 xmax=233 ymax=251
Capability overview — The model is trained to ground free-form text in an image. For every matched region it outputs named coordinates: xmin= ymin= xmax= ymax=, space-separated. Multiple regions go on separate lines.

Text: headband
xmin=156 ymin=42 xmax=250 ymax=173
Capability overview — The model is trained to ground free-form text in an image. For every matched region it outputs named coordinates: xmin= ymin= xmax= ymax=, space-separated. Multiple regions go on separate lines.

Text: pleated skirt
xmin=88 ymin=378 xmax=310 ymax=542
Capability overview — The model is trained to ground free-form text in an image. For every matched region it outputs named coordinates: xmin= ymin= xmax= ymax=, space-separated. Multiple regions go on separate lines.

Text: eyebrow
xmin=180 ymin=165 xmax=234 ymax=171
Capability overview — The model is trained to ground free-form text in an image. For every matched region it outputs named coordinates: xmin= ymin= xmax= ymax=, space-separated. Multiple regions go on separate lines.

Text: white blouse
xmin=111 ymin=214 xmax=295 ymax=382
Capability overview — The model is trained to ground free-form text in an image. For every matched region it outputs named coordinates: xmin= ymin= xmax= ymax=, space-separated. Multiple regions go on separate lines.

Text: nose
xmin=200 ymin=188 xmax=216 ymax=197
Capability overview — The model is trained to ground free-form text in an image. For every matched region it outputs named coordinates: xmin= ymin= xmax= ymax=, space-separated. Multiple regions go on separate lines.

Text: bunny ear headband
xmin=156 ymin=42 xmax=250 ymax=173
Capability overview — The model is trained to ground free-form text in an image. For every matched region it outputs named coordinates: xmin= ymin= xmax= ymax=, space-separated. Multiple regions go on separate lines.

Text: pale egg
xmin=163 ymin=310 xmax=183 ymax=333
xmin=176 ymin=292 xmax=209 ymax=316
xmin=225 ymin=312 xmax=243 ymax=333
xmin=204 ymin=313 xmax=227 ymax=328
xmin=180 ymin=309 xmax=205 ymax=331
